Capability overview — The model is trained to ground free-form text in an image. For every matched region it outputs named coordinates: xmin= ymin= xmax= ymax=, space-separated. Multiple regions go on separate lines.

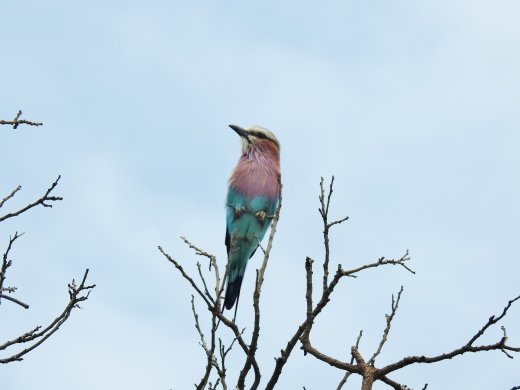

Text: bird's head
xmin=229 ymin=124 xmax=280 ymax=154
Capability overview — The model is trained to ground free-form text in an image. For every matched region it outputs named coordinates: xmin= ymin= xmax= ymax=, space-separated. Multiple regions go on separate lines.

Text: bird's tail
xmin=224 ymin=275 xmax=243 ymax=310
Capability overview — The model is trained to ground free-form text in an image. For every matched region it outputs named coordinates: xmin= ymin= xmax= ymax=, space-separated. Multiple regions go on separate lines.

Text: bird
xmin=223 ymin=124 xmax=281 ymax=320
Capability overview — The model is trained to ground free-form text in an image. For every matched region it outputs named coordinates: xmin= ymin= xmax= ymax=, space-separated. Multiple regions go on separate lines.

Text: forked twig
xmin=0 ymin=110 xmax=43 ymax=129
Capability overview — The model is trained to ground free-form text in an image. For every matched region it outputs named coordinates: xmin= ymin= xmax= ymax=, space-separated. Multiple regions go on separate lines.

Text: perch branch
xmin=159 ymin=244 xmax=260 ymax=383
xmin=238 ymin=180 xmax=282 ymax=390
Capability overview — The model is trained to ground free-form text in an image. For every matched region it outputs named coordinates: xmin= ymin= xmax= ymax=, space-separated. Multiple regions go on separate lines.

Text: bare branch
xmin=341 ymin=251 xmax=414 ymax=278
xmin=217 ymin=332 xmax=242 ymax=390
xmin=329 ymin=216 xmax=350 ymax=228
xmin=264 ymin=316 xmax=313 ymax=389
xmin=318 ymin=177 xmax=330 ymax=293
xmin=0 ymin=186 xmax=22 ymax=209
xmin=181 ymin=236 xmax=217 ymax=264
xmin=192 ymin=295 xmax=215 ymax=390
xmin=267 ymin=178 xmax=411 ymax=390
xmin=196 ymin=262 xmax=216 ymax=305
xmin=337 ymin=330 xmax=363 ymax=389
xmin=0 ymin=232 xmax=25 ymax=306
xmin=159 ymin=246 xmax=212 ymax=308
xmin=254 ymin=235 xmax=266 ymax=255
xmin=0 ymin=294 xmax=29 ymax=309
xmin=378 ymin=375 xmax=410 ymax=390
xmin=302 ymin=255 xmax=410 ymax=355
xmin=302 ymin=340 xmax=362 ymax=373
xmin=0 ymin=110 xmax=43 ymax=129
xmin=264 ymin=257 xmax=316 ymax=390
xmin=159 ymin=245 xmax=260 ymax=380
xmin=466 ymin=295 xmax=520 ymax=346
xmin=368 ymin=286 xmax=404 ymax=366
xmin=378 ymin=295 xmax=520 ymax=377
xmin=0 ymin=176 xmax=62 ymax=223
xmin=319 ymin=176 xmax=349 ymax=293
xmin=0 ymin=269 xmax=95 ymax=363
xmin=180 ymin=236 xmax=223 ymax=306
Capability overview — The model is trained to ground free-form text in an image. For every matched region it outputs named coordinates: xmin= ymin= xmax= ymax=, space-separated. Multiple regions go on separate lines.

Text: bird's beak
xmin=229 ymin=124 xmax=250 ymax=141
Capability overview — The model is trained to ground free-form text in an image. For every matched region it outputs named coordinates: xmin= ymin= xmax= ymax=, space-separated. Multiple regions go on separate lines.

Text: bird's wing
xmin=226 ymin=189 xmax=277 ymax=251
xmin=225 ymin=226 xmax=230 ymax=256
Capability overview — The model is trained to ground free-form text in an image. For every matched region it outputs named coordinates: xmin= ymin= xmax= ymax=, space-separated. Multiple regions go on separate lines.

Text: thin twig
xmin=466 ymin=295 xmax=520 ymax=346
xmin=318 ymin=176 xmax=349 ymax=294
xmin=340 ymin=250 xmax=414 ymax=277
xmin=337 ymin=330 xmax=363 ymax=389
xmin=0 ymin=269 xmax=95 ymax=363
xmin=378 ymin=375 xmax=410 ymax=390
xmin=0 ymin=186 xmax=22 ymax=209
xmin=196 ymin=262 xmax=216 ymax=304
xmin=378 ymin=295 xmax=520 ymax=377
xmin=368 ymin=286 xmax=404 ymax=366
xmin=0 ymin=176 xmax=62 ymax=223
xmin=192 ymin=295 xmax=214 ymax=390
xmin=159 ymin=245 xmax=259 ymax=377
xmin=0 ymin=232 xmax=25 ymax=306
xmin=0 ymin=294 xmax=29 ymax=309
xmin=0 ymin=110 xmax=43 ymax=129
xmin=181 ymin=236 xmax=217 ymax=263
xmin=159 ymin=246 xmax=212 ymax=308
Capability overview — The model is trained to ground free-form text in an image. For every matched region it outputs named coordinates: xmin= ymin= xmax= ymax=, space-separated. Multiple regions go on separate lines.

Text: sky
xmin=1 ymin=1 xmax=519 ymax=389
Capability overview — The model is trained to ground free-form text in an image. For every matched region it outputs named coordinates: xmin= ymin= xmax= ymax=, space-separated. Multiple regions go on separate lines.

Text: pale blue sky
xmin=1 ymin=1 xmax=519 ymax=389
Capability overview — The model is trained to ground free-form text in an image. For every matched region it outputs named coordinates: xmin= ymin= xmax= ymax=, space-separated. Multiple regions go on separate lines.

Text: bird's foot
xmin=228 ymin=204 xmax=247 ymax=220
xmin=232 ymin=206 xmax=246 ymax=218
xmin=255 ymin=210 xmax=267 ymax=221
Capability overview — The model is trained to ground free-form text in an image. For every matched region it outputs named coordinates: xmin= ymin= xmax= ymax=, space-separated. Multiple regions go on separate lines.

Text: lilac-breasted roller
xmin=224 ymin=124 xmax=280 ymax=317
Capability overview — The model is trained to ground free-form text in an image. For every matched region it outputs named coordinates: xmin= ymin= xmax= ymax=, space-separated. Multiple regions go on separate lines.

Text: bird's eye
xmin=251 ymin=132 xmax=267 ymax=139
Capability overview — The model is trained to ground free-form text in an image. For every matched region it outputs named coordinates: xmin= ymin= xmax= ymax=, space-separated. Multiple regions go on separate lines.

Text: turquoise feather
xmin=224 ymin=187 xmax=277 ymax=310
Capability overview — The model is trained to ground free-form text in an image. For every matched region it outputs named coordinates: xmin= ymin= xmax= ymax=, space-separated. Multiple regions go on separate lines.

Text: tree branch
xmin=266 ymin=178 xmax=411 ymax=390
xmin=0 ymin=186 xmax=22 ymax=209
xmin=0 ymin=110 xmax=42 ymax=129
xmin=159 ymin=243 xmax=261 ymax=384
xmin=0 ymin=232 xmax=25 ymax=307
xmin=192 ymin=295 xmax=216 ymax=390
xmin=0 ymin=269 xmax=95 ymax=364
xmin=378 ymin=295 xmax=520 ymax=377
xmin=336 ymin=330 xmax=363 ymax=389
xmin=0 ymin=176 xmax=62 ymax=223
xmin=341 ymin=251 xmax=414 ymax=278
xmin=0 ymin=294 xmax=29 ymax=309
xmin=318 ymin=176 xmax=350 ymax=293
xmin=368 ymin=287 xmax=404 ymax=366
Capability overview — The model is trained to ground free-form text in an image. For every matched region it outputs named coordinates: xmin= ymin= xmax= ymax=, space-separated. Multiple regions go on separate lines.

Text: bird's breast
xmin=229 ymin=153 xmax=280 ymax=200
